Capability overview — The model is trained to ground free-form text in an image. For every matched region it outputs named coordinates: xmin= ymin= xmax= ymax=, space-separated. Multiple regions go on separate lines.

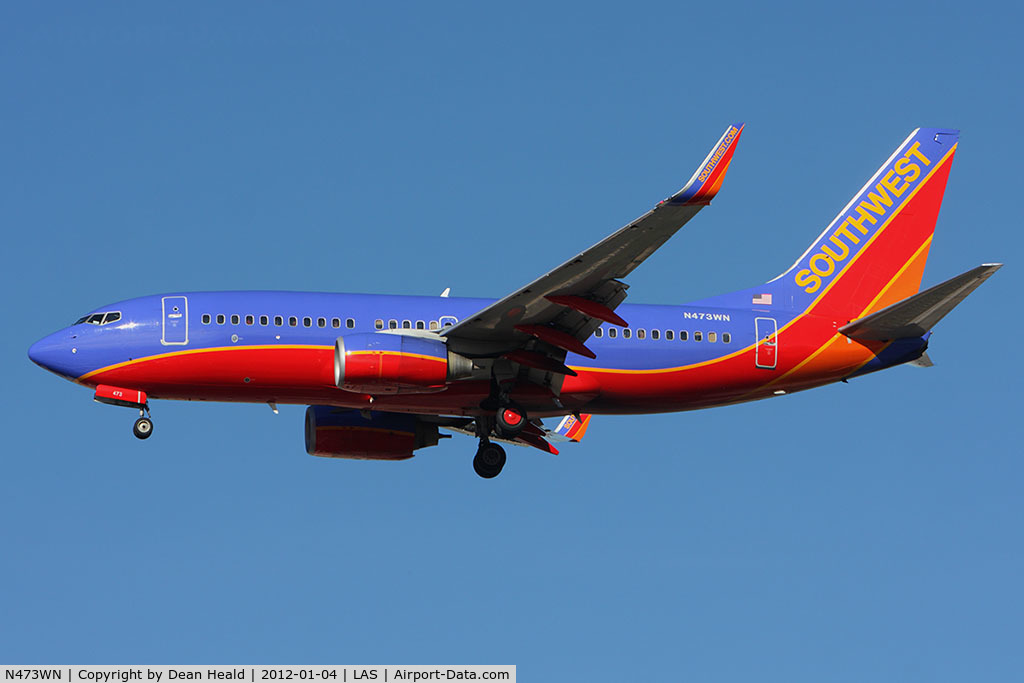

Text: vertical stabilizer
xmin=770 ymin=128 xmax=960 ymax=318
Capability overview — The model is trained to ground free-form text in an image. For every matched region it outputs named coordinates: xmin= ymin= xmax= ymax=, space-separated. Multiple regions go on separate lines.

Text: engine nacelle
xmin=335 ymin=333 xmax=473 ymax=394
xmin=304 ymin=406 xmax=440 ymax=460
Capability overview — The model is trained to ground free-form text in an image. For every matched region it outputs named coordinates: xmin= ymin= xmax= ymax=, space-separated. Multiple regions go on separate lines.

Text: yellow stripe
xmin=574 ymin=144 xmax=956 ymax=378
xmin=798 ymin=143 xmax=957 ymax=319
xmin=857 ymin=234 xmax=933 ymax=317
xmin=751 ymin=235 xmax=934 ymax=392
xmin=573 ymin=342 xmax=754 ymax=375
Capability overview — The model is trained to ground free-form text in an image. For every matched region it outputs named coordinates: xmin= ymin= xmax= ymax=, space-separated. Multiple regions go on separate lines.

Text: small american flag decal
xmin=752 ymin=293 xmax=772 ymax=305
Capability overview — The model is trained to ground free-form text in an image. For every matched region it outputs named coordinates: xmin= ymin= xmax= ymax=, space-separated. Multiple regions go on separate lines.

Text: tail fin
xmin=771 ymin=128 xmax=960 ymax=318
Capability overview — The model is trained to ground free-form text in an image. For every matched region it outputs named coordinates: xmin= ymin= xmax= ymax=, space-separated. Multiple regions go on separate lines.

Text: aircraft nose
xmin=28 ymin=330 xmax=74 ymax=376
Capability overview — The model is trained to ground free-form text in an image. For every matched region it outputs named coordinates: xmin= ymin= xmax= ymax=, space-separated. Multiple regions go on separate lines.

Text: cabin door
xmin=162 ymin=296 xmax=189 ymax=346
xmin=755 ymin=317 xmax=777 ymax=369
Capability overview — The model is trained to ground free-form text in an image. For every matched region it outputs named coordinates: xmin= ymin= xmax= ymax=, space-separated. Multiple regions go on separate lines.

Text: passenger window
xmin=260 ymin=315 xmax=269 ymax=326
xmin=595 ymin=328 xmax=603 ymax=338
xmin=245 ymin=315 xmax=254 ymax=326
xmin=608 ymin=328 xmax=618 ymax=338
xmin=623 ymin=329 xmax=632 ymax=339
xmin=317 ymin=317 xmax=326 ymax=328
xmin=231 ymin=314 xmax=240 ymax=325
xmin=666 ymin=330 xmax=674 ymax=341
xmin=679 ymin=330 xmax=688 ymax=341
xmin=723 ymin=332 xmax=731 ymax=343
xmin=416 ymin=321 xmax=425 ymax=330
xmin=429 ymin=321 xmax=439 ymax=330
xmin=331 ymin=318 xmax=341 ymax=329
xmin=202 ymin=314 xmax=211 ymax=325
xmin=289 ymin=316 xmax=298 ymax=327
xmin=708 ymin=331 xmax=717 ymax=343
xmin=694 ymin=331 xmax=703 ymax=342
xmin=375 ymin=319 xmax=384 ymax=330
xmin=652 ymin=329 xmax=660 ymax=340
xmin=389 ymin=320 xmax=398 ymax=330
xmin=274 ymin=316 xmax=283 ymax=326
xmin=402 ymin=320 xmax=412 ymax=329
xmin=346 ymin=318 xmax=355 ymax=329
xmin=637 ymin=329 xmax=646 ymax=340
xmin=217 ymin=314 xmax=226 ymax=325
xmin=303 ymin=317 xmax=312 ymax=328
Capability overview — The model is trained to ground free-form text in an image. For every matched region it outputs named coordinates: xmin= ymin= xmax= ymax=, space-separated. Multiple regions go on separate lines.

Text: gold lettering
xmin=846 ymin=206 xmax=877 ymax=233
xmin=905 ymin=140 xmax=931 ymax=166
xmin=795 ymin=268 xmax=821 ymax=294
xmin=880 ymin=169 xmax=909 ymax=198
xmin=894 ymin=157 xmax=920 ymax=182
xmin=822 ymin=234 xmax=850 ymax=262
xmin=834 ymin=221 xmax=862 ymax=245
xmin=809 ymin=253 xmax=835 ymax=277
xmin=861 ymin=184 xmax=893 ymax=215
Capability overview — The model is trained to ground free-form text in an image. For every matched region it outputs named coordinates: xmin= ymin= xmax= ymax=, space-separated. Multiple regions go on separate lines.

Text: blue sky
xmin=2 ymin=1 xmax=1021 ymax=678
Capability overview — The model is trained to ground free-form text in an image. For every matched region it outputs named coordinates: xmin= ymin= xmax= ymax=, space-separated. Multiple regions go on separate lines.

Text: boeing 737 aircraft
xmin=28 ymin=124 xmax=1000 ymax=477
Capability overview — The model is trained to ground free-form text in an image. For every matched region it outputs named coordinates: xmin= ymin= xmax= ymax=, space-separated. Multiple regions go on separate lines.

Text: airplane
xmin=28 ymin=124 xmax=1001 ymax=478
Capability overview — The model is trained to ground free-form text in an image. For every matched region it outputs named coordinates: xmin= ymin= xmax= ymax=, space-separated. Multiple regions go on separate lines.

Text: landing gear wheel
xmin=473 ymin=442 xmax=506 ymax=479
xmin=496 ymin=402 xmax=527 ymax=438
xmin=133 ymin=417 xmax=153 ymax=440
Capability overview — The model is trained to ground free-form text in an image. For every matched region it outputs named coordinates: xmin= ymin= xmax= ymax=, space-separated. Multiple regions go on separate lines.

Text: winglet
xmin=665 ymin=122 xmax=744 ymax=206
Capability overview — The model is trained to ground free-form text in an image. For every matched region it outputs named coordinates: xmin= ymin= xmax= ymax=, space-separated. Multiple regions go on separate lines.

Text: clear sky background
xmin=2 ymin=2 xmax=1021 ymax=679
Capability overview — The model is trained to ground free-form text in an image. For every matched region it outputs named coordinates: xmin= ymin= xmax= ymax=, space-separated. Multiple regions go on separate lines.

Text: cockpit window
xmin=74 ymin=311 xmax=122 ymax=326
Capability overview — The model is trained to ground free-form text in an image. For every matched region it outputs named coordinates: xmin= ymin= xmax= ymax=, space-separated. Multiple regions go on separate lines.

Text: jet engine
xmin=334 ymin=333 xmax=473 ymax=394
xmin=304 ymin=406 xmax=441 ymax=460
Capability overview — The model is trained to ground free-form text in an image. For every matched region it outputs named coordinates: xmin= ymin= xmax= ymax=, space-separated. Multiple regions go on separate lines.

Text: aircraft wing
xmin=442 ymin=122 xmax=744 ymax=367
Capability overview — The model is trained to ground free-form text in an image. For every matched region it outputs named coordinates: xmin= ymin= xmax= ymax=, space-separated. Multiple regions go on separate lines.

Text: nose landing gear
xmin=133 ymin=411 xmax=154 ymax=440
xmin=93 ymin=385 xmax=154 ymax=441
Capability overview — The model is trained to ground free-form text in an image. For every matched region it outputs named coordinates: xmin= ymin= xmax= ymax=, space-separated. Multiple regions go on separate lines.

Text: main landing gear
xmin=132 ymin=408 xmax=153 ymax=440
xmin=473 ymin=440 xmax=506 ymax=479
xmin=495 ymin=401 xmax=527 ymax=438
xmin=470 ymin=399 xmax=526 ymax=479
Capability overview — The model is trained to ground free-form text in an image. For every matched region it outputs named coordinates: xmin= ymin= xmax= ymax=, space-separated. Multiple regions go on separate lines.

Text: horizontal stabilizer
xmin=840 ymin=264 xmax=1002 ymax=341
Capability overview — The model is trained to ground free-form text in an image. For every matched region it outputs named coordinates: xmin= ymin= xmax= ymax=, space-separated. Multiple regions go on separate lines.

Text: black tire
xmin=473 ymin=442 xmax=506 ymax=479
xmin=495 ymin=402 xmax=527 ymax=438
xmin=133 ymin=417 xmax=153 ymax=440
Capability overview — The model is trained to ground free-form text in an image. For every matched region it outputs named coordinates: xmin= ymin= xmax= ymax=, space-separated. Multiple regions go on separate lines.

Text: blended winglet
xmin=840 ymin=263 xmax=1002 ymax=341
xmin=666 ymin=122 xmax=744 ymax=206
